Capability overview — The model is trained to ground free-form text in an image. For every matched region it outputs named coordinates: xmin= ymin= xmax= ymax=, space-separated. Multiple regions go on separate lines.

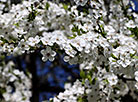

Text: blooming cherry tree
xmin=0 ymin=0 xmax=138 ymax=102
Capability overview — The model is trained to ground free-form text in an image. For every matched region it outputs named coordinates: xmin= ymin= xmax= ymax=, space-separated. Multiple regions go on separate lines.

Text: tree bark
xmin=26 ymin=53 xmax=39 ymax=102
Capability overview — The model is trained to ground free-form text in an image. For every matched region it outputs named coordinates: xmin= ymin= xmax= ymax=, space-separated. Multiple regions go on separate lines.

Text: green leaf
xmin=0 ymin=37 xmax=8 ymax=43
xmin=87 ymin=75 xmax=92 ymax=83
xmin=112 ymin=60 xmax=117 ymax=62
xmin=103 ymin=79 xmax=109 ymax=83
xmin=9 ymin=36 xmax=17 ymax=43
xmin=128 ymin=27 xmax=138 ymax=39
xmin=71 ymin=24 xmax=87 ymax=36
xmin=27 ymin=10 xmax=38 ymax=22
xmin=80 ymin=70 xmax=86 ymax=79
xmin=47 ymin=22 xmax=51 ymax=27
xmin=13 ymin=23 xmax=19 ymax=27
xmin=98 ymin=16 xmax=103 ymax=21
xmin=80 ymin=28 xmax=87 ymax=34
xmin=111 ymin=53 xmax=119 ymax=60
xmin=81 ymin=79 xmax=85 ymax=86
xmin=77 ymin=96 xmax=88 ymax=102
xmin=31 ymin=4 xmax=33 ymax=10
xmin=112 ymin=41 xmax=120 ymax=49
xmin=78 ymin=30 xmax=81 ymax=36
xmin=130 ymin=53 xmax=135 ymax=57
xmin=0 ymin=88 xmax=6 ymax=94
xmin=114 ymin=86 xmax=120 ymax=90
xmin=92 ymin=67 xmax=98 ymax=73
xmin=22 ymin=97 xmax=27 ymax=100
xmin=0 ymin=55 xmax=5 ymax=60
xmin=67 ymin=34 xmax=77 ymax=39
xmin=63 ymin=4 xmax=68 ymax=10
xmin=98 ymin=24 xmax=107 ymax=38
xmin=27 ymin=4 xmax=38 ymax=22
xmin=133 ymin=56 xmax=138 ymax=59
xmin=72 ymin=25 xmax=79 ymax=32
xmin=129 ymin=34 xmax=135 ymax=38
xmin=45 ymin=2 xmax=50 ymax=10
xmin=92 ymin=78 xmax=97 ymax=85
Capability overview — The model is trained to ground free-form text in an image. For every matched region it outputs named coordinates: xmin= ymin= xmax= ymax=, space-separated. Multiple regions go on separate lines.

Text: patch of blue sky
xmin=129 ymin=0 xmax=138 ymax=12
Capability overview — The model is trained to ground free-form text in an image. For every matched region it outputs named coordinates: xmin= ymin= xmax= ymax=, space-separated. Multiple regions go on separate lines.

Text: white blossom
xmin=41 ymin=46 xmax=56 ymax=61
xmin=74 ymin=0 xmax=88 ymax=6
xmin=0 ymin=0 xmax=138 ymax=102
xmin=134 ymin=71 xmax=138 ymax=82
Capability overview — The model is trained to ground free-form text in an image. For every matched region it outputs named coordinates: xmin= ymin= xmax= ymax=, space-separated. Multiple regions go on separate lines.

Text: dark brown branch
xmin=26 ymin=53 xmax=39 ymax=102
xmin=117 ymin=74 xmax=136 ymax=83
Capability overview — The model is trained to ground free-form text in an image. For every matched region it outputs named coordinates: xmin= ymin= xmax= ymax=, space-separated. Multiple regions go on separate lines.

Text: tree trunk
xmin=26 ymin=53 xmax=39 ymax=102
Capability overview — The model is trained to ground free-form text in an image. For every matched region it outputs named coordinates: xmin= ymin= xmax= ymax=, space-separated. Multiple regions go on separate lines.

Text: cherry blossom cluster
xmin=0 ymin=60 xmax=32 ymax=102
xmin=0 ymin=0 xmax=138 ymax=102
xmin=49 ymin=80 xmax=85 ymax=102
